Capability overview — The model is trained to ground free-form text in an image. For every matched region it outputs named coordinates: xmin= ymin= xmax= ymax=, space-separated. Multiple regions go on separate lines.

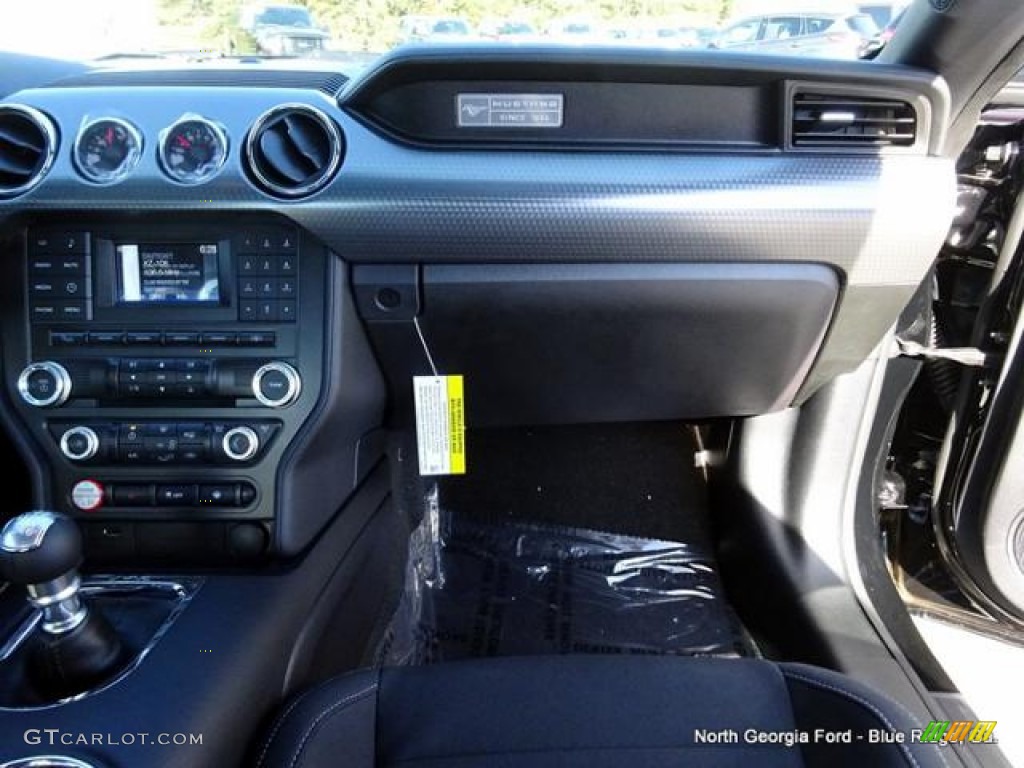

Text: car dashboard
xmin=0 ymin=46 xmax=956 ymax=565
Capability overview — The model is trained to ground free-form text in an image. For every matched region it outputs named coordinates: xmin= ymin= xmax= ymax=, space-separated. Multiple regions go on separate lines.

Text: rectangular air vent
xmin=791 ymin=93 xmax=918 ymax=149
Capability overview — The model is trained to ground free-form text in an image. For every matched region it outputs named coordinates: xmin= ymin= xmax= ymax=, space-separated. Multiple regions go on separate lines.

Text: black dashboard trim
xmin=341 ymin=46 xmax=950 ymax=153
xmin=0 ymin=48 xmax=958 ymax=447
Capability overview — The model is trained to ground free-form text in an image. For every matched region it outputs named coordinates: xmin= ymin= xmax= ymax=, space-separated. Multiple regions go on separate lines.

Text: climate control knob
xmin=17 ymin=361 xmax=72 ymax=408
xmin=252 ymin=362 xmax=301 ymax=408
xmin=222 ymin=426 xmax=260 ymax=462
xmin=60 ymin=426 xmax=100 ymax=462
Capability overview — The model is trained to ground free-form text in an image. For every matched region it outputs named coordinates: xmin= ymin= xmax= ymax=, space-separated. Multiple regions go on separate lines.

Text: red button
xmin=71 ymin=479 xmax=105 ymax=512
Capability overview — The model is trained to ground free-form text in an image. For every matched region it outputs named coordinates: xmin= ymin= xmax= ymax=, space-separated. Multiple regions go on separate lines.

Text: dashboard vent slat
xmin=282 ymin=114 xmax=331 ymax=170
xmin=259 ymin=129 xmax=317 ymax=184
xmin=0 ymin=105 xmax=57 ymax=198
xmin=0 ymin=124 xmax=45 ymax=154
xmin=0 ymin=153 xmax=31 ymax=177
xmin=791 ymin=93 xmax=918 ymax=149
xmin=245 ymin=105 xmax=344 ymax=198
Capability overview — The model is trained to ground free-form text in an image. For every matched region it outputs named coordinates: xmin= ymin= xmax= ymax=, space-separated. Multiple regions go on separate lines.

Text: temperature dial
xmin=222 ymin=427 xmax=260 ymax=462
xmin=60 ymin=426 xmax=100 ymax=462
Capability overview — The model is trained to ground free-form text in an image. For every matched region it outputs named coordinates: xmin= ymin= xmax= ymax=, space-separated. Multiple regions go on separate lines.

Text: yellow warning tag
xmin=414 ymin=375 xmax=466 ymax=476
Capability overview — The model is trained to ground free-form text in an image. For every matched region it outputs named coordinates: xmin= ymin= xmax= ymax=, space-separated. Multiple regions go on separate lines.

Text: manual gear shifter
xmin=0 ymin=511 xmax=123 ymax=698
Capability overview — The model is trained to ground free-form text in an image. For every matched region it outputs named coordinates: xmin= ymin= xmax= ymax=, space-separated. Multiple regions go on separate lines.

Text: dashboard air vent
xmin=791 ymin=93 xmax=917 ymax=149
xmin=245 ymin=104 xmax=344 ymax=198
xmin=0 ymin=104 xmax=57 ymax=198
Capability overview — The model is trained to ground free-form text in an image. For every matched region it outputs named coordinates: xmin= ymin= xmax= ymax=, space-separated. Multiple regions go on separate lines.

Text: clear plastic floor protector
xmin=376 ymin=488 xmax=757 ymax=666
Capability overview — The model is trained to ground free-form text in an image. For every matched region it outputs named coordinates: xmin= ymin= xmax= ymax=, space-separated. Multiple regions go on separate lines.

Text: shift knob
xmin=0 ymin=511 xmax=83 ymax=586
xmin=0 ymin=511 xmax=124 ymax=698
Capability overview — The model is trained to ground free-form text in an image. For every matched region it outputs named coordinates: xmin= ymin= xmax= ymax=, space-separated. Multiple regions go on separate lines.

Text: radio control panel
xmin=26 ymin=229 xmax=299 ymax=326
xmin=1 ymin=217 xmax=332 ymax=558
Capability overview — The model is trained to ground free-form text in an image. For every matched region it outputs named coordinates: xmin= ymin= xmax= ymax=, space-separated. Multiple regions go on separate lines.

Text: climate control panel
xmin=48 ymin=421 xmax=281 ymax=465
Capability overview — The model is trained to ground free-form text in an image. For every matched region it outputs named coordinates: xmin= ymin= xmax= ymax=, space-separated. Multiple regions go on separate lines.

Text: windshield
xmin=0 ymin=0 xmax=896 ymax=71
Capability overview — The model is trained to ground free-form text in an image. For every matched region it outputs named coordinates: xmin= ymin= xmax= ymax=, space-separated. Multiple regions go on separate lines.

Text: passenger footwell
xmin=376 ymin=495 xmax=757 ymax=665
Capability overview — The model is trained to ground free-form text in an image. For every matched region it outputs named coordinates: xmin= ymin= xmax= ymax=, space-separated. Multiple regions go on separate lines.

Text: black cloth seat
xmin=253 ymin=656 xmax=947 ymax=768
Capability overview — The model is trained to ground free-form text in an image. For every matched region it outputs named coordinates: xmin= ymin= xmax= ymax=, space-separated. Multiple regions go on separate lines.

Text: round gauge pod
xmin=159 ymin=116 xmax=228 ymax=185
xmin=73 ymin=117 xmax=142 ymax=184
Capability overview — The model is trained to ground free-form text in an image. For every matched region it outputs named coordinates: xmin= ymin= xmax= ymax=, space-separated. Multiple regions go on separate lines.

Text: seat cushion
xmin=253 ymin=656 xmax=946 ymax=768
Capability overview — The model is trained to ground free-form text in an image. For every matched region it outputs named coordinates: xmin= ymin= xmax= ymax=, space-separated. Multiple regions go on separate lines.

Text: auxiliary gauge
xmin=73 ymin=117 xmax=142 ymax=184
xmin=159 ymin=116 xmax=228 ymax=184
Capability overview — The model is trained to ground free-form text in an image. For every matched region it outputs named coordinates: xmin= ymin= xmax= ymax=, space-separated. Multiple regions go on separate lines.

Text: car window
xmin=720 ymin=19 xmax=762 ymax=45
xmin=761 ymin=17 xmax=804 ymax=41
xmin=804 ymin=16 xmax=837 ymax=35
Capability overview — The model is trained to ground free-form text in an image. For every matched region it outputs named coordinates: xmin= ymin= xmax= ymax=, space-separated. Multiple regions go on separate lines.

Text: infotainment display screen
xmin=116 ymin=243 xmax=221 ymax=304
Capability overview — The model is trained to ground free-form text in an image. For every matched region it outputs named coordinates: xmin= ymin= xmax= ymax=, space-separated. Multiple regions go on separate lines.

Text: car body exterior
xmin=712 ymin=11 xmax=879 ymax=59
xmin=691 ymin=27 xmax=720 ymax=48
xmin=607 ymin=25 xmax=710 ymax=49
xmin=654 ymin=27 xmax=708 ymax=48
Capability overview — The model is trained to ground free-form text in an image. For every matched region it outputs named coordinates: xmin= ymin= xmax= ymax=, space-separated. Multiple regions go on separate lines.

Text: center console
xmin=0 ymin=215 xmax=375 ymax=564
xmin=0 ymin=213 xmax=388 ymax=768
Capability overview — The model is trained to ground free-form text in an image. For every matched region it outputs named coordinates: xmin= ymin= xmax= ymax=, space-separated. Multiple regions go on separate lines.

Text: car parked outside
xmin=478 ymin=20 xmax=540 ymax=42
xmin=399 ymin=16 xmax=475 ymax=45
xmin=712 ymin=11 xmax=879 ymax=59
xmin=544 ymin=18 xmax=605 ymax=45
xmin=239 ymin=3 xmax=330 ymax=56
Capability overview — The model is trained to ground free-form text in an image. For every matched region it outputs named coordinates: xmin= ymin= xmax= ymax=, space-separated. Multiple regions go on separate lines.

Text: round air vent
xmin=0 ymin=104 xmax=58 ymax=198
xmin=0 ymin=759 xmax=100 ymax=768
xmin=245 ymin=104 xmax=343 ymax=198
xmin=1013 ymin=512 xmax=1024 ymax=575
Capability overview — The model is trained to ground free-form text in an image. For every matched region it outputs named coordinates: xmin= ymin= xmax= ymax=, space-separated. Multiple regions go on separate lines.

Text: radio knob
xmin=222 ymin=426 xmax=260 ymax=462
xmin=60 ymin=426 xmax=100 ymax=462
xmin=17 ymin=361 xmax=72 ymax=408
xmin=251 ymin=362 xmax=301 ymax=408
